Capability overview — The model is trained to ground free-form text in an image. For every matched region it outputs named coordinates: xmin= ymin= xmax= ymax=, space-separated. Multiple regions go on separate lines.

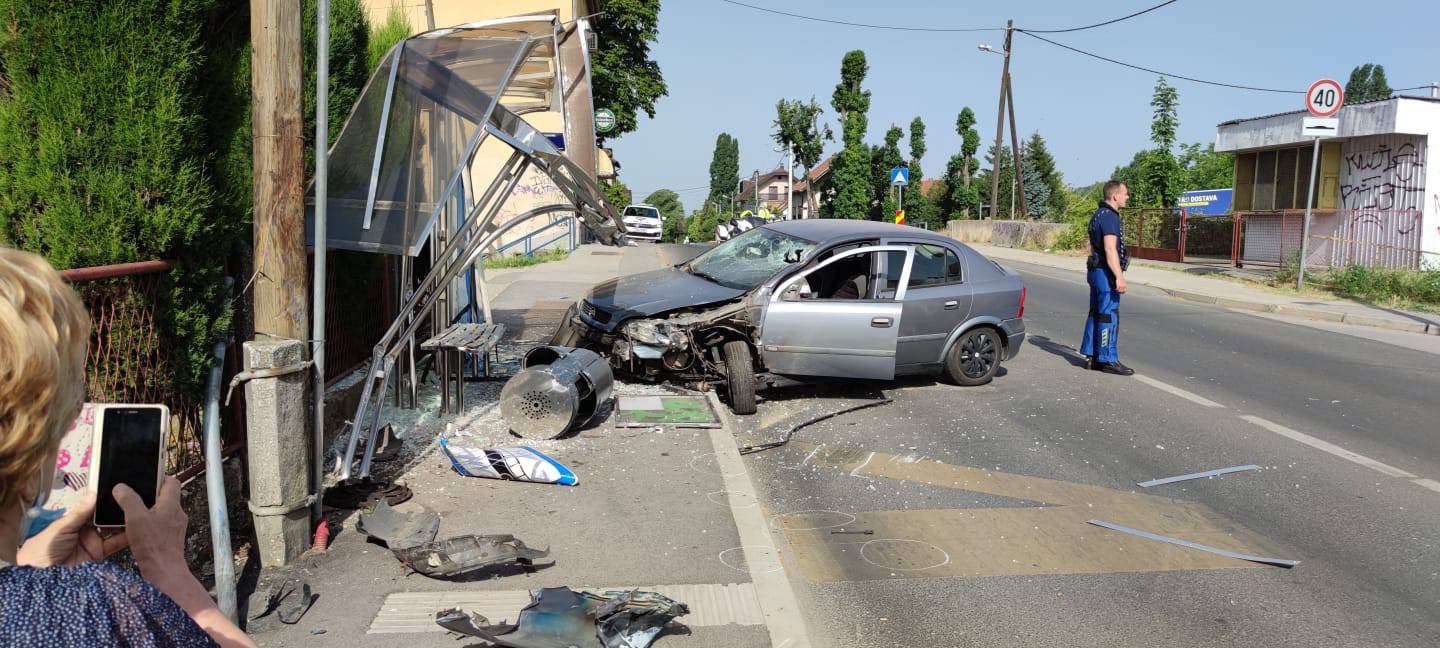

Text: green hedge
xmin=0 ymin=0 xmax=378 ymax=391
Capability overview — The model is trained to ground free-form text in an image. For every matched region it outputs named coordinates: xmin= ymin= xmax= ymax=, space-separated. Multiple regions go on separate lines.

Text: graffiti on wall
xmin=1339 ymin=141 xmax=1425 ymax=210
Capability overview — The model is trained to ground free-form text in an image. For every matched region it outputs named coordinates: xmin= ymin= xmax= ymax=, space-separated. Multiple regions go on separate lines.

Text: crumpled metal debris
xmin=395 ymin=534 xmax=550 ymax=578
xmin=435 ymin=586 xmax=688 ymax=648
xmin=357 ymin=499 xmax=440 ymax=550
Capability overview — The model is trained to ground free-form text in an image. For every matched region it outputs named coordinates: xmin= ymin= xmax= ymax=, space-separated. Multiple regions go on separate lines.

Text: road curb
xmin=1215 ymin=297 xmax=1275 ymax=313
xmin=704 ymin=392 xmax=814 ymax=648
xmin=1273 ymin=304 xmax=1347 ymax=322
xmin=1162 ymin=288 xmax=1217 ymax=304
xmin=1340 ymin=312 xmax=1432 ymax=334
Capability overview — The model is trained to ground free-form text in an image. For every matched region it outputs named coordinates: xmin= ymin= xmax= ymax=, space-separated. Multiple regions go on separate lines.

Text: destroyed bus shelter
xmin=305 ymin=16 xmax=627 ymax=481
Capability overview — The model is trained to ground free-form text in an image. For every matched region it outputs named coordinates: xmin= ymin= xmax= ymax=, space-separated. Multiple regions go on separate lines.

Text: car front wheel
xmin=722 ymin=340 xmax=758 ymax=414
xmin=945 ymin=327 xmax=1002 ymax=386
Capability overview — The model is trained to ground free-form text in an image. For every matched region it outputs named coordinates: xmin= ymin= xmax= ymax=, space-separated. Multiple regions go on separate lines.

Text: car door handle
xmin=943 ymin=300 xmax=959 ymax=310
xmin=871 ymin=317 xmax=893 ymax=328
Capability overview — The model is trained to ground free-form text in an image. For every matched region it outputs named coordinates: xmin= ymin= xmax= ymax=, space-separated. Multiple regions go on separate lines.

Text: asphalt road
xmin=736 ymin=259 xmax=1440 ymax=647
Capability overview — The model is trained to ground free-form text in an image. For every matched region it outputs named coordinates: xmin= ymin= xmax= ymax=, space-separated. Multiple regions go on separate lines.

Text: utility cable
xmin=1020 ymin=0 xmax=1179 ymax=33
xmin=1016 ymin=30 xmax=1302 ymax=93
xmin=717 ymin=0 xmax=1002 ymax=33
xmin=738 ymin=395 xmax=893 ymax=455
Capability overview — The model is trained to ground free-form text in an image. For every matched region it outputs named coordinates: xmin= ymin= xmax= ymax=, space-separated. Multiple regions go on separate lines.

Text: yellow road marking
xmin=774 ymin=444 xmax=1289 ymax=582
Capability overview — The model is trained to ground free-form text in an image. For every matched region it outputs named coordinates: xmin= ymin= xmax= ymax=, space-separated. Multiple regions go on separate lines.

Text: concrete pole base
xmin=243 ymin=338 xmax=313 ymax=566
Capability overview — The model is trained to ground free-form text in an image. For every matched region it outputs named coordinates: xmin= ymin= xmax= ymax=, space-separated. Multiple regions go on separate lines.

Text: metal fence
xmin=60 ymin=260 xmax=241 ymax=479
xmin=1233 ymin=209 xmax=1425 ymax=270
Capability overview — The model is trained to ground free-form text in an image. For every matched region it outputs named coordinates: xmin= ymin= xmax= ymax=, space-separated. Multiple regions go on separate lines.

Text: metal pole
xmin=310 ymin=0 xmax=329 ymax=526
xmin=1298 ymin=136 xmax=1321 ymax=290
xmin=423 ymin=0 xmax=435 ymax=30
xmin=988 ymin=20 xmax=1013 ymax=221
xmin=203 ymin=281 xmax=236 ymax=621
xmin=790 ymin=146 xmax=798 ymax=219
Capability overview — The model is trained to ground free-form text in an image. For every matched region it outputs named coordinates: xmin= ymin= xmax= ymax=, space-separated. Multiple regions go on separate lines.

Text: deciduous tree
xmin=591 ymin=0 xmax=667 ymax=143
xmin=826 ymin=50 xmax=872 ymax=219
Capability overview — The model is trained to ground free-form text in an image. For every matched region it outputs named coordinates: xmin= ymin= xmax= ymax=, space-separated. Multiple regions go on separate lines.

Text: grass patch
xmin=1273 ymin=254 xmax=1440 ymax=313
xmin=484 ymin=248 xmax=569 ymax=269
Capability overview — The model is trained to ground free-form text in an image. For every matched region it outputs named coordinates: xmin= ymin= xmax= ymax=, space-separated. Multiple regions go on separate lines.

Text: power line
xmin=1020 ymin=0 xmax=1179 ymax=33
xmin=717 ymin=0 xmax=1003 ymax=33
xmin=1017 ymin=30 xmax=1302 ymax=93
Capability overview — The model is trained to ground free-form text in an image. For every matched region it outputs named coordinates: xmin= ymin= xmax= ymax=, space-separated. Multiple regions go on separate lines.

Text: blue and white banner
xmin=1178 ymin=189 xmax=1233 ymax=216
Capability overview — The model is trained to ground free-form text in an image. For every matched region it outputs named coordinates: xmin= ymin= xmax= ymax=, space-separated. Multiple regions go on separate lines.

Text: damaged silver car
xmin=552 ymin=220 xmax=1026 ymax=414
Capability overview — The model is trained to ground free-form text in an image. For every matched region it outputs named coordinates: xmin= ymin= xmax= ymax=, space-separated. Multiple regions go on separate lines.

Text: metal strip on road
xmin=368 ymin=583 xmax=766 ymax=634
xmin=1088 ymin=519 xmax=1300 ymax=568
xmin=1133 ymin=374 xmax=1225 ymax=408
xmin=1137 ymin=465 xmax=1260 ymax=488
xmin=1238 ymin=415 xmax=1417 ymax=479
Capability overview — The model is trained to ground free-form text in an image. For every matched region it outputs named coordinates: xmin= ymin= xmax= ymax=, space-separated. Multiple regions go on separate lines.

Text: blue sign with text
xmin=1178 ymin=188 xmax=1232 ymax=216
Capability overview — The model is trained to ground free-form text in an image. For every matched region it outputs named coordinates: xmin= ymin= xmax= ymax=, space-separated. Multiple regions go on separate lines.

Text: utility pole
xmin=785 ymin=145 xmax=794 ymax=219
xmin=753 ymin=169 xmax=759 ymax=213
xmin=423 ymin=0 xmax=435 ymax=30
xmin=247 ymin=0 xmax=311 ymax=567
xmin=988 ymin=20 xmax=1012 ymax=221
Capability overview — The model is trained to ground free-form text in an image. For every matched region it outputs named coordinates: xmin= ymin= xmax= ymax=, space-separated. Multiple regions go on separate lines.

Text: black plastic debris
xmin=357 ymin=499 xmax=440 ymax=550
xmin=435 ymin=586 xmax=688 ymax=648
xmin=395 ymin=534 xmax=550 ymax=578
xmin=252 ymin=578 xmax=317 ymax=625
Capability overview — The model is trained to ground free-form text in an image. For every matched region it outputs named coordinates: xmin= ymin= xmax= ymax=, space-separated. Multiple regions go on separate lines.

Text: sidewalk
xmin=970 ymin=244 xmax=1440 ymax=336
xmin=246 ymin=244 xmax=793 ymax=647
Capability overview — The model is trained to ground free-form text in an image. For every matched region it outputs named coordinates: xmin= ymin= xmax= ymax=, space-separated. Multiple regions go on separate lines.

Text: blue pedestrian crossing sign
xmin=890 ymin=167 xmax=909 ymax=186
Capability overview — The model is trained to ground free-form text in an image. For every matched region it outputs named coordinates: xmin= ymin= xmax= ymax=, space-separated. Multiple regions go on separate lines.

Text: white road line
xmin=1134 ymin=374 xmax=1226 ymax=408
xmin=1238 ymin=415 xmax=1417 ymax=479
xmin=850 ymin=451 xmax=876 ymax=477
xmin=706 ymin=393 xmax=813 ymax=648
xmin=1412 ymin=478 xmax=1440 ymax=493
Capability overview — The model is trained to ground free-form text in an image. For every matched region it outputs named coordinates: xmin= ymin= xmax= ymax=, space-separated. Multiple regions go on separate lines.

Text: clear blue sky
xmin=610 ymin=0 xmax=1439 ymax=205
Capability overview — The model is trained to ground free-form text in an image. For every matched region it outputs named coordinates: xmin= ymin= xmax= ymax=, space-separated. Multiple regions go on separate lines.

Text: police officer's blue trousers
xmin=1080 ymin=267 xmax=1120 ymax=363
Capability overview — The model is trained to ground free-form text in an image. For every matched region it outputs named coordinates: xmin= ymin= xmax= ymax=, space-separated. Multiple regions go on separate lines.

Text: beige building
xmin=361 ymin=0 xmax=611 ymax=250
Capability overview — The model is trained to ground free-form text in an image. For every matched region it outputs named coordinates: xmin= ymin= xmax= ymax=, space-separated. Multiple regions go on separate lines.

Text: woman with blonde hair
xmin=0 ymin=247 xmax=254 ymax=647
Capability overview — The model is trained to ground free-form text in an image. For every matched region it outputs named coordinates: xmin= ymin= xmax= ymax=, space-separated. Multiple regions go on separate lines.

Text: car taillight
xmin=1017 ymin=286 xmax=1026 ymax=318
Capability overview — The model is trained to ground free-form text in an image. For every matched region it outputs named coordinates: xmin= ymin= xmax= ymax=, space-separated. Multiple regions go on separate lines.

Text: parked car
xmin=621 ymin=204 xmax=663 ymax=242
xmin=552 ymin=220 xmax=1027 ymax=414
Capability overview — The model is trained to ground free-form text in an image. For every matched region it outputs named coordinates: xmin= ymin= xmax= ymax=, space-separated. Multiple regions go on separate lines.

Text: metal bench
xmin=420 ymin=323 xmax=506 ymax=414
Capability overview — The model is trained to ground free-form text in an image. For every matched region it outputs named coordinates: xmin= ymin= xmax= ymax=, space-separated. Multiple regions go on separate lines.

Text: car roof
xmin=766 ymin=219 xmax=954 ymax=245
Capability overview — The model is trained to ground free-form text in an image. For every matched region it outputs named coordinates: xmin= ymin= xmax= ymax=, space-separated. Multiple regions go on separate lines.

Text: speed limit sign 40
xmin=1306 ymin=79 xmax=1343 ymax=117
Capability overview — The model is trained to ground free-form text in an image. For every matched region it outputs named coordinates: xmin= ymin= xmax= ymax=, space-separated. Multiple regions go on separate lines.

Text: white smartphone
xmin=90 ymin=404 xmax=168 ymax=528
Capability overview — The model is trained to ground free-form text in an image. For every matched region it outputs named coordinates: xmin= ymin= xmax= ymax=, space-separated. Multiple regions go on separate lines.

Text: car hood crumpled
xmin=582 ymin=267 xmax=745 ymax=332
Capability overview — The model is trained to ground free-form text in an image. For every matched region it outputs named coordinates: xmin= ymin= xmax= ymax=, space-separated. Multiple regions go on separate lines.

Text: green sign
xmin=594 ymin=108 xmax=616 ymax=133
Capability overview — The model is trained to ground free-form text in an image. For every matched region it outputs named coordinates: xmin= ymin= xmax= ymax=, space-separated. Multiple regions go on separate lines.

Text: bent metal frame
xmin=307 ymin=16 xmax=627 ymax=481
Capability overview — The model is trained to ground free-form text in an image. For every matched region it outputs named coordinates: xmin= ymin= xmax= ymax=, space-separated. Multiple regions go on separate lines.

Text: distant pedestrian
xmin=1080 ymin=180 xmax=1134 ymax=376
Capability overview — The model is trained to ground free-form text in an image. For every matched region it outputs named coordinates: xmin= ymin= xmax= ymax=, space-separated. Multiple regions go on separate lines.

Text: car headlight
xmin=622 ymin=320 xmax=687 ymax=349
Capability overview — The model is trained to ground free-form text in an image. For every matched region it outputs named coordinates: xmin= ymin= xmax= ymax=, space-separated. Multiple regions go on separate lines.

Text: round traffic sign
xmin=594 ymin=108 xmax=616 ymax=133
xmin=1305 ymin=79 xmax=1343 ymax=118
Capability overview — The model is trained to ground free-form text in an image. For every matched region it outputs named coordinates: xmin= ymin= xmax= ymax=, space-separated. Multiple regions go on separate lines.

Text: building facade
xmin=1215 ymin=96 xmax=1440 ymax=268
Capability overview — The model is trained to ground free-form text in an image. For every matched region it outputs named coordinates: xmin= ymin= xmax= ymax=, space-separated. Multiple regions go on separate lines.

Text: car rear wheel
xmin=945 ymin=327 xmax=1002 ymax=387
xmin=722 ymin=340 xmax=757 ymax=414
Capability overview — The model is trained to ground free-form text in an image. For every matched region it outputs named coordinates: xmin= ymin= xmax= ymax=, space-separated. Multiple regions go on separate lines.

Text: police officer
xmin=1081 ymin=180 xmax=1135 ymax=376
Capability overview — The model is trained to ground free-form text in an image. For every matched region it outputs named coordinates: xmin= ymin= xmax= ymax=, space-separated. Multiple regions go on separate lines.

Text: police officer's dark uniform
xmin=1080 ymin=201 xmax=1134 ymax=375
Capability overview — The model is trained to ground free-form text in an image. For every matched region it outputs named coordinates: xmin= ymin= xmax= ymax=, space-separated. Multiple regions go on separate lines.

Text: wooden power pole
xmin=988 ymin=21 xmax=1012 ymax=220
xmin=252 ymin=0 xmax=308 ymax=340
xmin=247 ymin=0 xmax=311 ymax=567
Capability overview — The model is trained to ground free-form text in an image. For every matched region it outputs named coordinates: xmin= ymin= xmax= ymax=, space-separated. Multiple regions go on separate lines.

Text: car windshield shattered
xmin=682 ymin=227 xmax=814 ymax=290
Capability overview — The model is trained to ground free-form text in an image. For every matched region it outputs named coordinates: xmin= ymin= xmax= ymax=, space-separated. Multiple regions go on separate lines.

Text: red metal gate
xmin=1123 ymin=208 xmax=1187 ymax=263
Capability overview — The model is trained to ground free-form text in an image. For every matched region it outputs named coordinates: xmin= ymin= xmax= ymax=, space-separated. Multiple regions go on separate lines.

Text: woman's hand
xmin=16 ymin=493 xmax=129 ymax=567
xmin=113 ymin=477 xmax=188 ymax=580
